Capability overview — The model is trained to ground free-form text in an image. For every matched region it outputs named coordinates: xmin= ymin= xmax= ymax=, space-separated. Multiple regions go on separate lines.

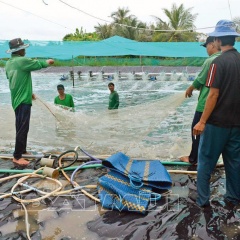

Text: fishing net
xmin=0 ymin=70 xmax=196 ymax=160
xmin=32 ymin=91 xmax=192 ymax=159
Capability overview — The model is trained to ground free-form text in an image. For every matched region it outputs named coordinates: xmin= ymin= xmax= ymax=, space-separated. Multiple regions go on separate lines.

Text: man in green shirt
xmin=54 ymin=84 xmax=75 ymax=110
xmin=5 ymin=38 xmax=54 ymax=167
xmin=180 ymin=37 xmax=221 ymax=164
xmin=108 ymin=82 xmax=119 ymax=110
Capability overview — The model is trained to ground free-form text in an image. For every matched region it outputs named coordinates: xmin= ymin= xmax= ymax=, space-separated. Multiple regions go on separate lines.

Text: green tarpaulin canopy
xmin=1 ymin=36 xmax=239 ymax=60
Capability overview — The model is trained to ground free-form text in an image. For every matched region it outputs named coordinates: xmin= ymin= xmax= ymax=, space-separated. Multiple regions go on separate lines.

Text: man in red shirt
xmin=193 ymin=20 xmax=240 ymax=207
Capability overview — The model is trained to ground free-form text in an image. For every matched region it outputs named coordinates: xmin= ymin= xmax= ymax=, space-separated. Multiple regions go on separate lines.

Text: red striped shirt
xmin=206 ymin=63 xmax=217 ymax=87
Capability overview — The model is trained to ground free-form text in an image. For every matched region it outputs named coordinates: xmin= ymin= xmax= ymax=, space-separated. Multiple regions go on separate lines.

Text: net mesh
xmin=0 ymin=70 xmax=196 ymax=160
xmin=34 ymin=92 xmax=192 ymax=159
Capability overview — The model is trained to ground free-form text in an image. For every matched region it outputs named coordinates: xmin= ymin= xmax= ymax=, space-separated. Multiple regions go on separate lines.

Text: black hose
xmin=57 ymin=150 xmax=78 ymax=169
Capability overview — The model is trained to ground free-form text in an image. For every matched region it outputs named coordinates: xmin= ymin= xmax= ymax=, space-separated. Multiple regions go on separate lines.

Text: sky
xmin=0 ymin=0 xmax=239 ymax=41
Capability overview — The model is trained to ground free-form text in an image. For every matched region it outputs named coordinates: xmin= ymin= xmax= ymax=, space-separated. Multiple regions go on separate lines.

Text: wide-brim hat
xmin=200 ymin=36 xmax=215 ymax=47
xmin=208 ymin=20 xmax=240 ymax=37
xmin=6 ymin=38 xmax=29 ymax=54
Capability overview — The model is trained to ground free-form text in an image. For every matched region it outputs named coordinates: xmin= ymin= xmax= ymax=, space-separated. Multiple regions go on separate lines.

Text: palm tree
xmin=112 ymin=16 xmax=140 ymax=40
xmin=233 ymin=17 xmax=240 ymax=26
xmin=136 ymin=22 xmax=154 ymax=42
xmin=94 ymin=23 xmax=113 ymax=39
xmin=110 ymin=7 xmax=133 ymax=24
xmin=153 ymin=3 xmax=198 ymax=42
xmin=233 ymin=17 xmax=240 ymax=41
xmin=110 ymin=7 xmax=141 ymax=39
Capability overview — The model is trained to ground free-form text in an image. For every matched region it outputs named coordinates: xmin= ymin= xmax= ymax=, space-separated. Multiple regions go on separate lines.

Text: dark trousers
xmin=189 ymin=111 xmax=202 ymax=164
xmin=197 ymin=124 xmax=240 ymax=206
xmin=14 ymin=103 xmax=31 ymax=159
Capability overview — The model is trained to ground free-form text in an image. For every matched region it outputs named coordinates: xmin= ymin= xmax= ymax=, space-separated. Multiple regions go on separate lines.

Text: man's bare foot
xmin=13 ymin=158 xmax=29 ymax=166
xmin=179 ymin=156 xmax=190 ymax=163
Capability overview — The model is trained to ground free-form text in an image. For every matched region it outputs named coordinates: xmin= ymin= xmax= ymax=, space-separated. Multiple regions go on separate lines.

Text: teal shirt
xmin=108 ymin=91 xmax=119 ymax=109
xmin=54 ymin=94 xmax=75 ymax=108
xmin=192 ymin=52 xmax=221 ymax=112
xmin=5 ymin=54 xmax=48 ymax=110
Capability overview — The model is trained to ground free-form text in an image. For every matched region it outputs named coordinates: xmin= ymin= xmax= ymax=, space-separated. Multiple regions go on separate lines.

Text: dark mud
xmin=87 ymin=166 xmax=240 ymax=240
xmin=0 ymin=159 xmax=239 ymax=240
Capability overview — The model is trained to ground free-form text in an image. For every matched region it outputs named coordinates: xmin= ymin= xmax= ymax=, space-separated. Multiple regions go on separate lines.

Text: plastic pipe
xmin=70 ymin=161 xmax=102 ymax=185
xmin=0 ymin=153 xmax=107 ymax=160
xmin=160 ymin=161 xmax=191 ymax=166
xmin=0 ymin=164 xmax=103 ymax=174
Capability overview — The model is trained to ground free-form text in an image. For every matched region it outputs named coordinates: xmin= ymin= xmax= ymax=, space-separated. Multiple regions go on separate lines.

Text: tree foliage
xmin=152 ymin=3 xmax=198 ymax=42
xmin=63 ymin=3 xmax=201 ymax=42
xmin=94 ymin=24 xmax=113 ymax=39
xmin=63 ymin=27 xmax=100 ymax=41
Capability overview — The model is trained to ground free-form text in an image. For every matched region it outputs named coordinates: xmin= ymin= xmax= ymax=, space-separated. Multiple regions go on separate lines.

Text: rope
xmin=11 ymin=174 xmax=63 ymax=203
xmin=21 ymin=202 xmax=31 ymax=240
xmin=59 ymin=148 xmax=100 ymax=203
xmin=35 ymin=96 xmax=59 ymax=121
xmin=0 ymin=146 xmax=223 ymax=239
xmin=0 ymin=153 xmax=102 ymax=238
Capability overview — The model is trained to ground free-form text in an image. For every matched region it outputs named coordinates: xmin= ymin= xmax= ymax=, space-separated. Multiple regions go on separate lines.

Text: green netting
xmin=69 ymin=57 xmax=206 ymax=67
xmin=1 ymin=36 xmax=239 ymax=61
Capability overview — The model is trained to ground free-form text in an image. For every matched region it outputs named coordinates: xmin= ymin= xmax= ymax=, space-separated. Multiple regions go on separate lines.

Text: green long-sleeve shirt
xmin=192 ymin=52 xmax=221 ymax=112
xmin=108 ymin=91 xmax=119 ymax=109
xmin=54 ymin=94 xmax=75 ymax=108
xmin=5 ymin=54 xmax=48 ymax=110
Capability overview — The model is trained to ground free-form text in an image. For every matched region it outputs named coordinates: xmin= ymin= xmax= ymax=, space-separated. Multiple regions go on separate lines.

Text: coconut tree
xmin=136 ymin=22 xmax=155 ymax=42
xmin=112 ymin=16 xmax=142 ymax=40
xmin=94 ymin=23 xmax=113 ymax=39
xmin=110 ymin=7 xmax=134 ymax=24
xmin=110 ymin=7 xmax=140 ymax=39
xmin=233 ymin=17 xmax=240 ymax=41
xmin=152 ymin=3 xmax=198 ymax=42
xmin=233 ymin=17 xmax=240 ymax=26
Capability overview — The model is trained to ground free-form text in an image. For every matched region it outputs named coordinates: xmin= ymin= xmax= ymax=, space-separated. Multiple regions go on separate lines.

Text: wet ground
xmin=0 ymin=158 xmax=239 ymax=240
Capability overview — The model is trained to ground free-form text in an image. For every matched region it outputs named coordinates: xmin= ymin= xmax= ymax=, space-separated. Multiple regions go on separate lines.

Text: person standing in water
xmin=108 ymin=82 xmax=119 ymax=110
xmin=54 ymin=84 xmax=75 ymax=110
xmin=5 ymin=38 xmax=54 ymax=167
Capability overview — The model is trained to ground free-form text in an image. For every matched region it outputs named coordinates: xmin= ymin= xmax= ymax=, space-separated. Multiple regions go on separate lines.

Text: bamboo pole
xmin=72 ymin=55 xmax=75 ymax=88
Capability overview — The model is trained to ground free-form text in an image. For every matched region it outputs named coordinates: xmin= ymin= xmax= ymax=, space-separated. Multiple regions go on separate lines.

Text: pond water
xmin=0 ymin=68 xmax=196 ymax=158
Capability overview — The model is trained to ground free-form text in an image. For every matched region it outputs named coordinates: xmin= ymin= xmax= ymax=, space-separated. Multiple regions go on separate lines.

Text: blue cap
xmin=208 ymin=20 xmax=240 ymax=37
